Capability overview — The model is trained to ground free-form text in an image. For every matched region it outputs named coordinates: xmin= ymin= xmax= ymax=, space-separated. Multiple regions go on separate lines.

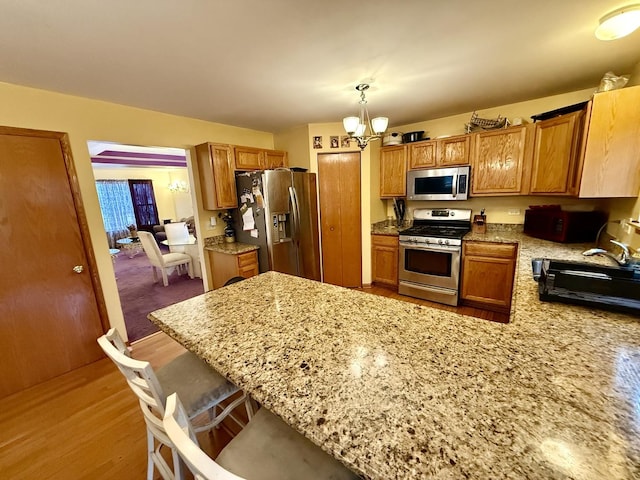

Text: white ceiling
xmin=0 ymin=1 xmax=639 ymax=133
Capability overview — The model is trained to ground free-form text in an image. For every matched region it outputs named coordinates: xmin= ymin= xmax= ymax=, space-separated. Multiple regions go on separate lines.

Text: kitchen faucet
xmin=582 ymin=240 xmax=631 ymax=266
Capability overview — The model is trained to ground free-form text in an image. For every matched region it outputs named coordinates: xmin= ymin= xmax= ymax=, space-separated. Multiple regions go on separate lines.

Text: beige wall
xmin=0 ymin=81 xmax=274 ymax=342
xmin=274 ymin=124 xmax=311 ymax=170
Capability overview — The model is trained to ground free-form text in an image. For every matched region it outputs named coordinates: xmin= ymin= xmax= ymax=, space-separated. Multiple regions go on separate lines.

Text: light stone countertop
xmin=203 ymin=242 xmax=259 ymax=255
xmin=149 ymin=257 xmax=640 ymax=478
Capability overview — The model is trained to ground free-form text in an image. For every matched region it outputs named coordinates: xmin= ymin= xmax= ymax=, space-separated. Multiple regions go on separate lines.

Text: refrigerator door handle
xmin=288 ymin=186 xmax=300 ymax=239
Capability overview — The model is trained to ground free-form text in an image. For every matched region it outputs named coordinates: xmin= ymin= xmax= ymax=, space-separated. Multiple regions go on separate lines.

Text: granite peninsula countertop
xmin=149 ymin=268 xmax=640 ymax=479
xmin=203 ymin=241 xmax=259 ymax=255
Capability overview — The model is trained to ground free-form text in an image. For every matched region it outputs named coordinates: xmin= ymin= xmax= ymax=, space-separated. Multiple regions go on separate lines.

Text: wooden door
xmin=0 ymin=126 xmax=108 ymax=398
xmin=318 ymin=152 xmax=362 ymax=288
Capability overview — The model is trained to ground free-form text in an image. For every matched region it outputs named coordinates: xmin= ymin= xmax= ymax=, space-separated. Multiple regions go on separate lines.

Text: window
xmin=96 ymin=179 xmax=159 ymax=247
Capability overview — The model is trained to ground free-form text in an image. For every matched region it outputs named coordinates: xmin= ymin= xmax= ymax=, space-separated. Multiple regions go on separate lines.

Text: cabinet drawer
xmin=237 ymin=250 xmax=258 ymax=267
xmin=371 ymin=234 xmax=399 ymax=248
xmin=464 ymin=241 xmax=517 ymax=259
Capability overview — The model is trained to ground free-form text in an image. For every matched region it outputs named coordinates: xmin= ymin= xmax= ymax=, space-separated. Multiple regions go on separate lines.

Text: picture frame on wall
xmin=330 ymin=136 xmax=339 ymax=148
xmin=340 ymin=136 xmax=350 ymax=148
xmin=313 ymin=136 xmax=322 ymax=149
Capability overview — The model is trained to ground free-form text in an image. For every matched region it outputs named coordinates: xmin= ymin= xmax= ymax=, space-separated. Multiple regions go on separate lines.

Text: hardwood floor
xmin=0 ymin=286 xmax=505 ymax=479
xmin=0 ymin=332 xmax=230 ymax=480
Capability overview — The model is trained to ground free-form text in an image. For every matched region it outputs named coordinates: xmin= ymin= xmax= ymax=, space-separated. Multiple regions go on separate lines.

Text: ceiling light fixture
xmin=343 ymin=84 xmax=388 ymax=150
xmin=168 ymin=180 xmax=189 ymax=193
xmin=595 ymin=4 xmax=640 ymax=40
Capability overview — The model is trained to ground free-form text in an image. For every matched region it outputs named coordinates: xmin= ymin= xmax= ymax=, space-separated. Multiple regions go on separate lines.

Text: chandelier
xmin=342 ymin=84 xmax=388 ymax=150
xmin=168 ymin=180 xmax=189 ymax=193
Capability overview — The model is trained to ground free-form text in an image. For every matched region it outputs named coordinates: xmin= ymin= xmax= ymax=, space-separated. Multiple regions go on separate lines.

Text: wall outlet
xmin=508 ymin=209 xmax=521 ymax=216
xmin=210 ymin=216 xmax=217 ymax=226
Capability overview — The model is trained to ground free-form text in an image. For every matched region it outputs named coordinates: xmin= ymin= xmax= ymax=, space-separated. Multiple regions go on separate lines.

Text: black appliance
xmin=538 ymin=258 xmax=640 ymax=314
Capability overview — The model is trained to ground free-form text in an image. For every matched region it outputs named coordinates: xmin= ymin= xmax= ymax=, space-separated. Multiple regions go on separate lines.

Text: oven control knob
xmin=438 ymin=239 xmax=444 ymax=245
xmin=443 ymin=239 xmax=450 ymax=245
xmin=450 ymin=211 xmax=455 ymax=216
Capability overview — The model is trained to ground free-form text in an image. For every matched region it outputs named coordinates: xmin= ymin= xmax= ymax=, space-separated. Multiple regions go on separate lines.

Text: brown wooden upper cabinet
xmin=470 ymin=125 xmax=532 ymax=196
xmin=234 ymin=146 xmax=263 ymax=170
xmin=578 ymin=85 xmax=640 ymax=198
xmin=529 ymin=110 xmax=585 ymax=196
xmin=408 ymin=134 xmax=471 ymax=170
xmin=408 ymin=140 xmax=437 ymax=169
xmin=264 ymin=149 xmax=288 ymax=168
xmin=438 ymin=135 xmax=472 ymax=167
xmin=235 ymin=146 xmax=289 ymax=170
xmin=380 ymin=145 xmax=407 ymax=197
xmin=195 ymin=143 xmax=238 ymax=210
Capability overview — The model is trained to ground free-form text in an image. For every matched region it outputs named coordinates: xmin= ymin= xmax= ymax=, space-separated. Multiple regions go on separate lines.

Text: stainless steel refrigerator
xmin=232 ymin=169 xmax=321 ymax=281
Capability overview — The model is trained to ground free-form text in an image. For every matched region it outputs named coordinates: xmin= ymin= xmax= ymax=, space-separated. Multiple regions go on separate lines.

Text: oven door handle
xmin=399 ymin=282 xmax=458 ymax=296
xmin=399 ymin=242 xmax=460 ymax=253
xmin=452 ymin=172 xmax=458 ymax=198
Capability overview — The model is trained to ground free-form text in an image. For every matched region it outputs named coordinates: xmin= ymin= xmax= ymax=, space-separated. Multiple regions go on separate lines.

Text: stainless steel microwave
xmin=407 ymin=165 xmax=470 ymax=201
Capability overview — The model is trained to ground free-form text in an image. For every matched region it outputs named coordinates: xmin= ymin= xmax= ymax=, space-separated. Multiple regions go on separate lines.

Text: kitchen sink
xmin=537 ymin=258 xmax=640 ymax=314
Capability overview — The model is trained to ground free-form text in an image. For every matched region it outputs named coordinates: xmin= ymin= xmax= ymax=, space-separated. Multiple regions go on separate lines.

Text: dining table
xmin=148 ymin=271 xmax=640 ymax=479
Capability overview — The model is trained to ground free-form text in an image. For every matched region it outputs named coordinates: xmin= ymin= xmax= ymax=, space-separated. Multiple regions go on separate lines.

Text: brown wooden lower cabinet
xmin=371 ymin=234 xmax=399 ymax=287
xmin=208 ymin=249 xmax=259 ymax=289
xmin=460 ymin=241 xmax=518 ymax=313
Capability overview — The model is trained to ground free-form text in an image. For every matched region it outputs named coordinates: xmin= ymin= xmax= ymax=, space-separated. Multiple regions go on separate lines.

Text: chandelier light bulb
xmin=371 ymin=117 xmax=389 ymax=135
xmin=343 ymin=116 xmax=360 ymax=135
xmin=595 ymin=4 xmax=640 ymax=40
xmin=354 ymin=123 xmax=367 ymax=137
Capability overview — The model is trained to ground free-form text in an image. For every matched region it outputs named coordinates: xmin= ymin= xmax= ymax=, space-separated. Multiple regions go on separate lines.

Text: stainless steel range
xmin=398 ymin=208 xmax=472 ymax=306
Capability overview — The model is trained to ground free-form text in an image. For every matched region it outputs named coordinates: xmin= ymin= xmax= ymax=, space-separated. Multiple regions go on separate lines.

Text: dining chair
xmin=164 ymin=393 xmax=360 ymax=480
xmin=138 ymin=230 xmax=193 ymax=286
xmin=98 ymin=328 xmax=254 ymax=480
xmin=164 ymin=221 xmax=190 ymax=253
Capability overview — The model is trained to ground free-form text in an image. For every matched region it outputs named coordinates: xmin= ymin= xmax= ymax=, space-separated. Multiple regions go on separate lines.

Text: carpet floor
xmin=113 ymin=247 xmax=204 ymax=342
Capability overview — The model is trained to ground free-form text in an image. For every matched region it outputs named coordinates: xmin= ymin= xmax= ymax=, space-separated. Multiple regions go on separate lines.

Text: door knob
xmin=73 ymin=265 xmax=84 ymax=273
